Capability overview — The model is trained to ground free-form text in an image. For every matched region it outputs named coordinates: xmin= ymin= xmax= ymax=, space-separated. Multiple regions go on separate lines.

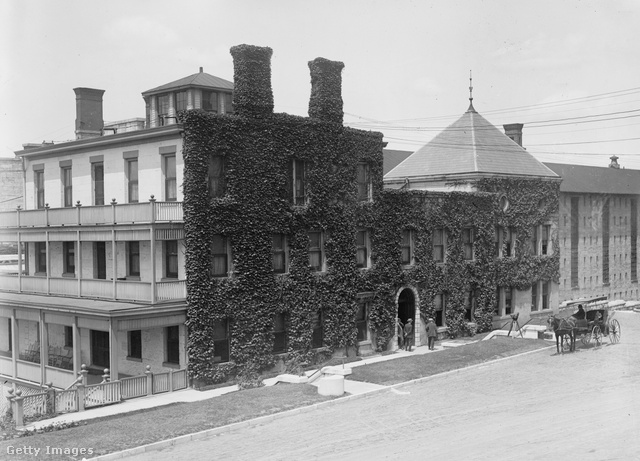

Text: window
xmin=164 ymin=155 xmax=177 ymax=201
xmin=311 ymin=310 xmax=323 ymax=348
xmin=165 ymin=326 xmax=180 ymax=364
xmin=165 ymin=240 xmax=178 ymax=279
xmin=531 ymin=282 xmax=538 ymax=311
xmin=401 ymin=229 xmax=414 ymax=265
xmin=289 ymin=159 xmax=307 ymax=206
xmin=272 ymin=234 xmax=288 ymax=273
xmin=176 ymin=91 xmax=188 ymax=112
xmin=434 ymin=293 xmax=445 ymax=327
xmin=273 ymin=313 xmax=287 ymax=353
xmin=356 ymin=163 xmax=372 ymax=202
xmin=541 ymin=225 xmax=551 ymax=255
xmin=462 ymin=228 xmax=474 ymax=260
xmin=355 ymin=302 xmax=369 ymax=342
xmin=128 ymin=241 xmax=140 ymax=277
xmin=208 ymin=156 xmax=226 ymax=198
xmin=504 ymin=287 xmax=513 ymax=315
xmin=433 ymin=228 xmax=445 ymax=262
xmin=355 ymin=230 xmax=370 ymax=268
xmin=63 ymin=242 xmax=75 ymax=275
xmin=464 ymin=291 xmax=475 ymax=322
xmin=128 ymin=330 xmax=142 ymax=359
xmin=308 ymin=231 xmax=325 ymax=272
xmin=157 ymin=94 xmax=170 ymax=125
xmin=127 ymin=160 xmax=139 ymax=203
xmin=35 ymin=242 xmax=47 ymax=273
xmin=213 ymin=319 xmax=230 ymax=363
xmin=499 ymin=227 xmax=515 ymax=258
xmin=35 ymin=170 xmax=45 ymax=209
xmin=202 ymin=90 xmax=219 ymax=113
xmin=211 ymin=234 xmax=230 ymax=277
xmin=62 ymin=166 xmax=73 ymax=207
xmin=542 ymin=281 xmax=550 ymax=310
xmin=223 ymin=93 xmax=233 ymax=114
xmin=93 ymin=162 xmax=104 ymax=205
xmin=64 ymin=326 xmax=73 ymax=348
xmin=94 ymin=242 xmax=107 ymax=280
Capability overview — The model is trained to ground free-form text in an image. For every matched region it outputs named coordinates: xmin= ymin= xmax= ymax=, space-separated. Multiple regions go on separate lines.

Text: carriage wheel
xmin=581 ymin=331 xmax=591 ymax=345
xmin=592 ymin=325 xmax=602 ymax=347
xmin=608 ymin=319 xmax=621 ymax=344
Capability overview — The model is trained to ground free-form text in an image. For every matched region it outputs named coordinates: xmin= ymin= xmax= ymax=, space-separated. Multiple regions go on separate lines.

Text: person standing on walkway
xmin=426 ymin=317 xmax=437 ymax=350
xmin=397 ymin=318 xmax=405 ymax=350
xmin=404 ymin=318 xmax=414 ymax=351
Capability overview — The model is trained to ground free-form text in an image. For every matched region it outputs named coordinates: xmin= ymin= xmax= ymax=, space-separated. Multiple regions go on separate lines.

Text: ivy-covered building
xmin=384 ymin=99 xmax=562 ymax=333
xmin=181 ymin=44 xmax=562 ymax=385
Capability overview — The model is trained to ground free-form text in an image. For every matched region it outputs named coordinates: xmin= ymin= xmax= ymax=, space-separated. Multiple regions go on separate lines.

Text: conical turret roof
xmin=385 ymin=107 xmax=558 ymax=181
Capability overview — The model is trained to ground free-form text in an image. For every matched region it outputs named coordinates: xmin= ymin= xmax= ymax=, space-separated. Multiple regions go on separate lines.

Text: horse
xmin=547 ymin=314 xmax=577 ymax=354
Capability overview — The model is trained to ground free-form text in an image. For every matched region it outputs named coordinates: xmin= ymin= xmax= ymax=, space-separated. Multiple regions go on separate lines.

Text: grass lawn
xmin=0 ymin=384 xmax=335 ymax=460
xmin=350 ymin=337 xmax=551 ymax=386
xmin=0 ymin=337 xmax=552 ymax=460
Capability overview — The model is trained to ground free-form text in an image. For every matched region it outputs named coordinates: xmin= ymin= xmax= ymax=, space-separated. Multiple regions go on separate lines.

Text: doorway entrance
xmin=90 ymin=330 xmax=110 ymax=368
xmin=397 ymin=288 xmax=415 ymax=325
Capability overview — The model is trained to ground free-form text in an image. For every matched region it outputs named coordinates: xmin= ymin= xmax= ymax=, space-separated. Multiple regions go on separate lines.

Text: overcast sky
xmin=2 ymin=0 xmax=639 ymax=169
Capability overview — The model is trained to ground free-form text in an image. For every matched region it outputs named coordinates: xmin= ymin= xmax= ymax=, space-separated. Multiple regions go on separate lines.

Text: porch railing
xmin=5 ymin=364 xmax=189 ymax=427
xmin=0 ymin=201 xmax=183 ymax=229
xmin=0 ymin=274 xmax=186 ymax=302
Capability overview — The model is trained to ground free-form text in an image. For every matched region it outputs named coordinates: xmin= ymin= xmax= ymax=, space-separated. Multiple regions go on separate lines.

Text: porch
xmin=0 ymin=292 xmax=187 ymax=390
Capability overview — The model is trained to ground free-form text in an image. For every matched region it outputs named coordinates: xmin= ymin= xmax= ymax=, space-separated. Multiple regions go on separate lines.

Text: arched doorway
xmin=397 ymin=288 xmax=415 ymax=325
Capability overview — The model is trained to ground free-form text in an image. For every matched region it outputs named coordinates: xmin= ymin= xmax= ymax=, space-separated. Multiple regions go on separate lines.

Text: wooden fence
xmin=5 ymin=364 xmax=188 ymax=427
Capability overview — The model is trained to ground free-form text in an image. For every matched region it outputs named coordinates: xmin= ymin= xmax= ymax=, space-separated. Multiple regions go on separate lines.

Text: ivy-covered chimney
xmin=229 ymin=44 xmax=274 ymax=118
xmin=308 ymin=57 xmax=345 ymax=125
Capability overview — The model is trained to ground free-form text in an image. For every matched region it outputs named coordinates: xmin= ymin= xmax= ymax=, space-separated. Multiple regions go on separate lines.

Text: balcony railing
xmin=0 ymin=199 xmax=183 ymax=229
xmin=0 ymin=274 xmax=186 ymax=303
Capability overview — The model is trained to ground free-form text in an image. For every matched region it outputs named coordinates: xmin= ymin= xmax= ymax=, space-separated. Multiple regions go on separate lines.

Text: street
xmin=122 ymin=311 xmax=640 ymax=460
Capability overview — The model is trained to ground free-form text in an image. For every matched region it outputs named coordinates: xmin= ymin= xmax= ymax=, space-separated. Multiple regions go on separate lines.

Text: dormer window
xmin=176 ymin=91 xmax=188 ymax=112
xmin=158 ymin=94 xmax=171 ymax=125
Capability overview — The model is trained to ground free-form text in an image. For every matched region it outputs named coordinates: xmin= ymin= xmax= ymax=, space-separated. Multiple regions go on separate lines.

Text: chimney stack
xmin=74 ymin=88 xmax=105 ymax=140
xmin=229 ymin=44 xmax=274 ymax=118
xmin=503 ymin=123 xmax=524 ymax=147
xmin=308 ymin=57 xmax=345 ymax=125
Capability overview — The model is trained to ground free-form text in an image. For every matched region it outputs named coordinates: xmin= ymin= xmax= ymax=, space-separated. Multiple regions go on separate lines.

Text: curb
xmin=89 ymin=344 xmax=554 ymax=460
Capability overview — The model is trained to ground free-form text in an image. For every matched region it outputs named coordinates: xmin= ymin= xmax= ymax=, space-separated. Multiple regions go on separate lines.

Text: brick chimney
xmin=308 ymin=57 xmax=345 ymax=125
xmin=74 ymin=88 xmax=105 ymax=139
xmin=503 ymin=123 xmax=524 ymax=147
xmin=229 ymin=44 xmax=273 ymax=118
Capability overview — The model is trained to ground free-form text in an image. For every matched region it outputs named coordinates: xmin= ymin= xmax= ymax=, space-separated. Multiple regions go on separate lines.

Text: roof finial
xmin=467 ymin=70 xmax=476 ymax=112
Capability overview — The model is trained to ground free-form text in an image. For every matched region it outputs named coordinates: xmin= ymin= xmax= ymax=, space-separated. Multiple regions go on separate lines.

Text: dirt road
xmin=123 ymin=311 xmax=640 ymax=460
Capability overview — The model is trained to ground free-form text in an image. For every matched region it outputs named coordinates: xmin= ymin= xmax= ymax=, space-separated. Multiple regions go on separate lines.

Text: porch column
xmin=17 ymin=232 xmax=22 ymax=290
xmin=72 ymin=316 xmax=81 ymax=376
xmin=76 ymin=230 xmax=82 ymax=297
xmin=180 ymin=323 xmax=188 ymax=367
xmin=11 ymin=310 xmax=18 ymax=379
xmin=111 ymin=229 xmax=117 ymax=299
xmin=150 ymin=225 xmax=156 ymax=304
xmin=108 ymin=318 xmax=119 ymax=380
xmin=39 ymin=310 xmax=47 ymax=384
xmin=45 ymin=230 xmax=50 ymax=294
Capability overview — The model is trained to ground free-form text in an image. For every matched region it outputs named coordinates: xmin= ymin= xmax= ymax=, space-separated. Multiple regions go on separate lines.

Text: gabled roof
xmin=383 ymin=149 xmax=412 ymax=175
xmin=142 ymin=70 xmax=233 ymax=96
xmin=385 ymin=106 xmax=559 ymax=180
xmin=543 ymin=162 xmax=640 ymax=194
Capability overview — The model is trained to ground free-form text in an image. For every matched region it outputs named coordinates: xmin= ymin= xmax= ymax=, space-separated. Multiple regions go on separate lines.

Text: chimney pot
xmin=609 ymin=155 xmax=620 ymax=169
xmin=199 ymin=67 xmax=203 ymax=73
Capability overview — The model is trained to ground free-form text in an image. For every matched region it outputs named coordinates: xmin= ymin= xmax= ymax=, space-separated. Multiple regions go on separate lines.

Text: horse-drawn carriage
xmin=548 ymin=296 xmax=621 ymax=353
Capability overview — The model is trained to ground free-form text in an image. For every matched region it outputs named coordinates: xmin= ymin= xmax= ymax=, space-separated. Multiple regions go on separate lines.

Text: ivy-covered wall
xmin=181 ymin=45 xmax=560 ymax=386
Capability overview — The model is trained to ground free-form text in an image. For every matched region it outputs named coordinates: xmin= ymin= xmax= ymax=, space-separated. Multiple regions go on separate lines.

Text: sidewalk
xmin=24 ymin=342 xmax=458 ymax=431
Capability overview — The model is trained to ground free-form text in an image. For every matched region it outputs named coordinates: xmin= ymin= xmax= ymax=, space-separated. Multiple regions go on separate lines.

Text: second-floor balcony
xmin=0 ymin=199 xmax=183 ymax=229
xmin=0 ymin=274 xmax=186 ymax=303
